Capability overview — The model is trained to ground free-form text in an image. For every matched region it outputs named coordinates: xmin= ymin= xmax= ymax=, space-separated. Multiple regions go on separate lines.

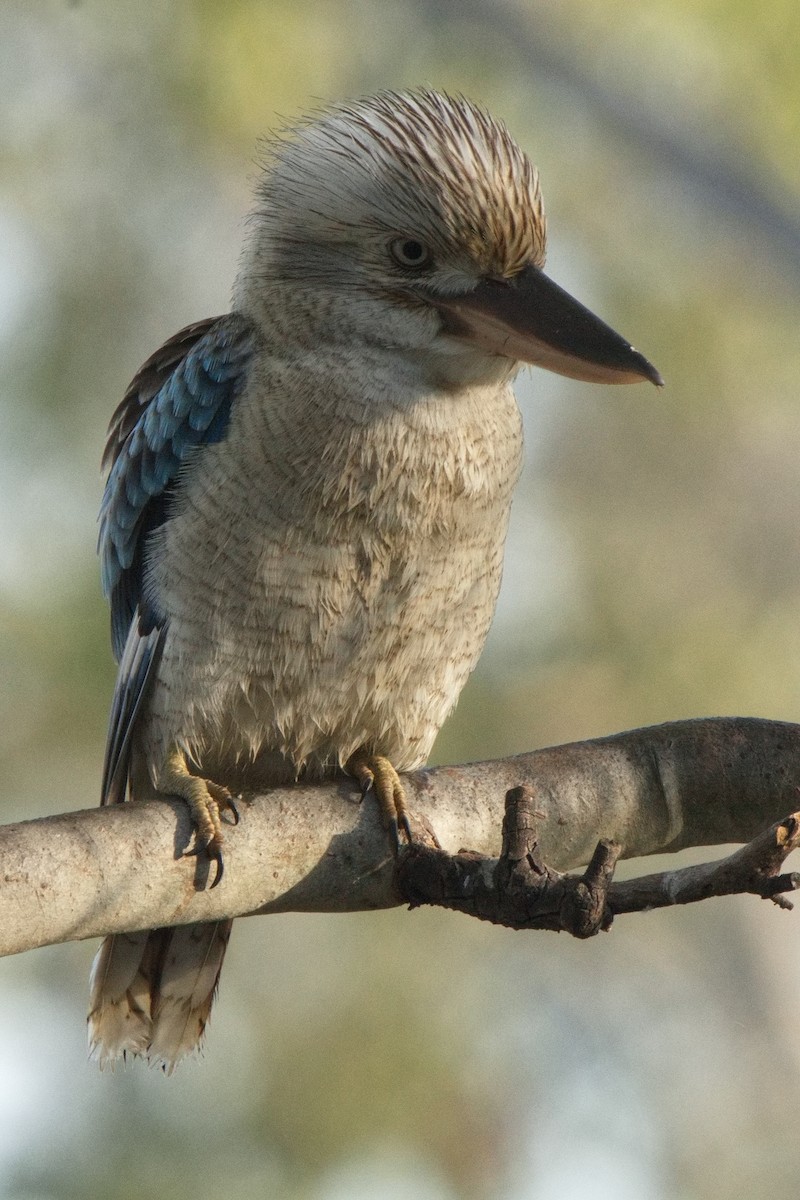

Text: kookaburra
xmin=89 ymin=89 xmax=661 ymax=1070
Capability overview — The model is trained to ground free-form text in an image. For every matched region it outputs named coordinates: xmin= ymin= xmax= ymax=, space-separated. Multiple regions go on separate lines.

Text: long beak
xmin=434 ymin=264 xmax=663 ymax=386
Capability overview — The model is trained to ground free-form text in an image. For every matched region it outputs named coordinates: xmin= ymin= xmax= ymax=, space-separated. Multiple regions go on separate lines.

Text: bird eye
xmin=389 ymin=238 xmax=432 ymax=270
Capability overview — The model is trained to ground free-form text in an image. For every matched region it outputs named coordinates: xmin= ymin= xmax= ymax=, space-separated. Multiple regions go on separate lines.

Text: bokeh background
xmin=2 ymin=1 xmax=800 ymax=1197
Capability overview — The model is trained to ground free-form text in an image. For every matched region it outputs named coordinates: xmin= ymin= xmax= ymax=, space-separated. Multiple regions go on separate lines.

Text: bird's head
xmin=239 ymin=90 xmax=662 ymax=389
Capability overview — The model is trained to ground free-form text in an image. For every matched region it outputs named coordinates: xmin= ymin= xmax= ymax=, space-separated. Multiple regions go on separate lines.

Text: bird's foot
xmin=347 ymin=751 xmax=412 ymax=850
xmin=158 ymin=750 xmax=239 ymax=888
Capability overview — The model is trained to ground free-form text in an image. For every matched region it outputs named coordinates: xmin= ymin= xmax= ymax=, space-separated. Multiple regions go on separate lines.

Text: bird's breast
xmin=143 ymin=364 xmax=523 ymax=781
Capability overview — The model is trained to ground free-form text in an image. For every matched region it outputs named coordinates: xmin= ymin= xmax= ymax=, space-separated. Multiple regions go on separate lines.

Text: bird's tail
xmin=88 ymin=919 xmax=232 ymax=1072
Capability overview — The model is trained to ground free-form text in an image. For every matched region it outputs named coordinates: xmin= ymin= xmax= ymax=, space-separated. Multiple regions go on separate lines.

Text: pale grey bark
xmin=2 ymin=717 xmax=799 ymax=958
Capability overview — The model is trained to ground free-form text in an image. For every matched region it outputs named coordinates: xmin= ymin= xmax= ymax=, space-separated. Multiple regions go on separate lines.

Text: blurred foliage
xmin=1 ymin=1 xmax=800 ymax=1197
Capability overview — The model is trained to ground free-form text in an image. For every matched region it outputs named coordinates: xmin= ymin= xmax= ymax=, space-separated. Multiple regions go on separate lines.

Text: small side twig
xmin=607 ymin=811 xmax=800 ymax=916
xmin=396 ymin=786 xmax=800 ymax=937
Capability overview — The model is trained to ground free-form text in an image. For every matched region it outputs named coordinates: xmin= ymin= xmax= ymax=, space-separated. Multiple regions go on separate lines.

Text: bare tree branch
xmin=2 ymin=717 xmax=799 ymax=959
xmin=397 ymin=783 xmax=800 ymax=936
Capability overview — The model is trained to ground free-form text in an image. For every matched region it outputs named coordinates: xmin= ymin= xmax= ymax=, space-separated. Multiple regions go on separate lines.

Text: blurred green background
xmin=2 ymin=1 xmax=800 ymax=1197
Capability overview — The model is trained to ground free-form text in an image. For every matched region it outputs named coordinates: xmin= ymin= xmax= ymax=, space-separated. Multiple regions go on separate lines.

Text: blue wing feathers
xmin=99 ymin=313 xmax=255 ymax=656
xmin=99 ymin=312 xmax=255 ymax=804
xmin=102 ymin=317 xmax=221 ymax=474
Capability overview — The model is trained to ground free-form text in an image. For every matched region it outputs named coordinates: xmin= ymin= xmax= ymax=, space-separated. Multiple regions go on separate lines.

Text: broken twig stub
xmin=395 ymin=787 xmax=800 ymax=936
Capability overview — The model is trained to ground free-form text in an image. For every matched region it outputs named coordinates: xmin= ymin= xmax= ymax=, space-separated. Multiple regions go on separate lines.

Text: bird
xmin=88 ymin=88 xmax=662 ymax=1071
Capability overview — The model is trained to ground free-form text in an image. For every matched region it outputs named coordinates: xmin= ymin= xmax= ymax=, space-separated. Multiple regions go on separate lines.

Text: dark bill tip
xmin=435 ymin=265 xmax=664 ymax=388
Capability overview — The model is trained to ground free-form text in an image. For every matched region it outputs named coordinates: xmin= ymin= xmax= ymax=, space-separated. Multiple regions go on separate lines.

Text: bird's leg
xmin=156 ymin=749 xmax=239 ymax=888
xmin=347 ymin=750 xmax=412 ymax=848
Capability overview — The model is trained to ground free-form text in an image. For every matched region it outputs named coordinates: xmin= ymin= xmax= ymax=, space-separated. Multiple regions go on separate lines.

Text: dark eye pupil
xmin=401 ymin=240 xmax=424 ymax=262
xmin=391 ymin=238 xmax=429 ymax=269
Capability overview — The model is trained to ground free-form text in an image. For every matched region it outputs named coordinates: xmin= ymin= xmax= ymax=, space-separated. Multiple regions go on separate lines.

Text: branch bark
xmin=396 ymin=784 xmax=800 ymax=936
xmin=2 ymin=717 xmax=799 ymax=958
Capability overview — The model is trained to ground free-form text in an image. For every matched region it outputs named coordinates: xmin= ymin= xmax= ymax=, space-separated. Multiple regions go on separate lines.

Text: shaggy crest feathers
xmin=255 ymin=89 xmax=546 ymax=281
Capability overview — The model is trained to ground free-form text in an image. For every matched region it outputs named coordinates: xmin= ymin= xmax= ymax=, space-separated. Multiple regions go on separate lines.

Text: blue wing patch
xmin=99 ymin=313 xmax=256 ymax=659
xmin=99 ymin=313 xmax=256 ymax=804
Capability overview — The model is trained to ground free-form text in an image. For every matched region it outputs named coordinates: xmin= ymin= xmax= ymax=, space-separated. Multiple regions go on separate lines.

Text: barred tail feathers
xmin=88 ymin=921 xmax=232 ymax=1071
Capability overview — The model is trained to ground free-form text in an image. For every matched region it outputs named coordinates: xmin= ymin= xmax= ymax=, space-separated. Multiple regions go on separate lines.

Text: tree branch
xmin=396 ymin=784 xmax=800 ymax=936
xmin=2 ymin=717 xmax=799 ymax=958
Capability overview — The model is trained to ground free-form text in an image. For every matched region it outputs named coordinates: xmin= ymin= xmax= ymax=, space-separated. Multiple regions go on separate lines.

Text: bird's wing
xmin=98 ymin=313 xmax=256 ymax=805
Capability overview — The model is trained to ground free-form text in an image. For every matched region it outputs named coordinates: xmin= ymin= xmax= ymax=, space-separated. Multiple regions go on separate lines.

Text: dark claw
xmin=222 ymin=796 xmax=240 ymax=826
xmin=359 ymin=776 xmax=373 ymax=799
xmin=184 ymin=840 xmax=224 ymax=888
xmin=399 ymin=812 xmax=413 ymax=844
xmin=208 ymin=843 xmax=224 ymax=889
